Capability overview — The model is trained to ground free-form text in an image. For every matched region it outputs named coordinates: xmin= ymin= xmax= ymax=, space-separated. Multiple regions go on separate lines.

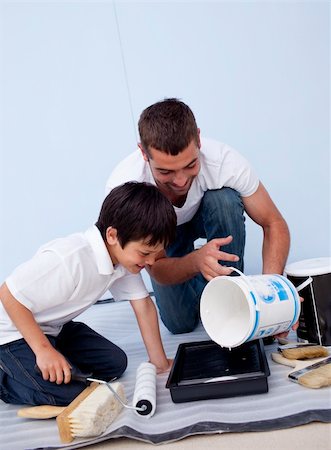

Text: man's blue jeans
xmin=0 ymin=321 xmax=127 ymax=405
xmin=151 ymin=188 xmax=245 ymax=334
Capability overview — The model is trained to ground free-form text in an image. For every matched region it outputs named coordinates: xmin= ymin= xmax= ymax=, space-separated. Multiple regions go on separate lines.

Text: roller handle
xmin=34 ymin=364 xmax=93 ymax=384
xmin=35 ymin=364 xmax=149 ymax=414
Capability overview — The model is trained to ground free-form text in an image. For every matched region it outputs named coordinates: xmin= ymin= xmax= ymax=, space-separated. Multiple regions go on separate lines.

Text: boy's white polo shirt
xmin=0 ymin=226 xmax=149 ymax=345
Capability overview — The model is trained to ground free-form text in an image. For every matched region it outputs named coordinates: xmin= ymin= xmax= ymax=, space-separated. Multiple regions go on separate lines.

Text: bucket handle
xmin=295 ymin=276 xmax=313 ymax=292
xmin=229 ymin=266 xmax=249 ymax=280
xmin=229 ymin=267 xmax=260 ymax=308
xmin=229 ymin=267 xmax=312 ymax=293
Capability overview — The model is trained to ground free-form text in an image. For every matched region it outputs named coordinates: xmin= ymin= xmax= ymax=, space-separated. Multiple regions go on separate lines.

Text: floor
xmin=3 ymin=301 xmax=330 ymax=450
xmin=82 ymin=422 xmax=331 ymax=450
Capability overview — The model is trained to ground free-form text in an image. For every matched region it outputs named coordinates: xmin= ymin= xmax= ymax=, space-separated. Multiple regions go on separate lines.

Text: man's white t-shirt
xmin=106 ymin=138 xmax=260 ymax=226
xmin=0 ymin=226 xmax=148 ymax=344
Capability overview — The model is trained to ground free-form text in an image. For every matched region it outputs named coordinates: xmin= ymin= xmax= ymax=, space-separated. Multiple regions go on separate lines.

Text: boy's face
xmin=106 ymin=229 xmax=164 ymax=274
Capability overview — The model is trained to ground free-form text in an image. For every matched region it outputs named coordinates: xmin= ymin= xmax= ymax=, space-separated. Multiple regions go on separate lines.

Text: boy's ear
xmin=138 ymin=143 xmax=149 ymax=162
xmin=106 ymin=227 xmax=118 ymax=245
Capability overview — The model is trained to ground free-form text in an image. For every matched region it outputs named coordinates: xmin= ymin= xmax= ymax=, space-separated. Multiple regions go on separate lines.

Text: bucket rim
xmin=200 ymin=275 xmax=257 ymax=348
xmin=285 ymin=257 xmax=331 ymax=277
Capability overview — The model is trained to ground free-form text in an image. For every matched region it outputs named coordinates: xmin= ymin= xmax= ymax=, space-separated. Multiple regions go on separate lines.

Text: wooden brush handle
xmin=271 ymin=353 xmax=297 ymax=368
xmin=17 ymin=405 xmax=66 ymax=419
xmin=271 ymin=353 xmax=327 ymax=370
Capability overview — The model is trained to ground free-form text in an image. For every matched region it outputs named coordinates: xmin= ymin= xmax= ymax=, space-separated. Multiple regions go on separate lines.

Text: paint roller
xmin=18 ymin=361 xmax=157 ymax=442
xmin=74 ymin=362 xmax=156 ymax=416
xmin=89 ymin=361 xmax=156 ymax=418
xmin=31 ymin=360 xmax=156 ymax=416
xmin=132 ymin=361 xmax=157 ymax=417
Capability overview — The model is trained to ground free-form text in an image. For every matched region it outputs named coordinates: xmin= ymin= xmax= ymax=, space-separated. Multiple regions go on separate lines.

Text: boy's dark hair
xmin=138 ymin=98 xmax=199 ymax=157
xmin=96 ymin=182 xmax=177 ymax=248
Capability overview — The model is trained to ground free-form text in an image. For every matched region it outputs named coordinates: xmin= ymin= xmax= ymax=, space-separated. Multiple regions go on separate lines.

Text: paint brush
xmin=271 ymin=353 xmax=331 ymax=389
xmin=277 ymin=342 xmax=329 ymax=360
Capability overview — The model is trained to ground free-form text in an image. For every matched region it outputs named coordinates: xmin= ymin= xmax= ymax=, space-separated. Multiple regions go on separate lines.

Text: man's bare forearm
xmin=147 ymin=252 xmax=200 ymax=285
xmin=262 ymin=219 xmax=290 ymax=274
xmin=147 ymin=236 xmax=240 ymax=284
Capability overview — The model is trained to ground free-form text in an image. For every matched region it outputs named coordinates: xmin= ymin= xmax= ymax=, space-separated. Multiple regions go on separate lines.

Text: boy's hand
xmin=155 ymin=358 xmax=173 ymax=374
xmin=0 ymin=284 xmax=72 ymax=385
xmin=36 ymin=348 xmax=72 ymax=385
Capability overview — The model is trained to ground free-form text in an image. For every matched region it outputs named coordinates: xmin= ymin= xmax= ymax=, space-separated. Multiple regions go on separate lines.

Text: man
xmin=106 ymin=98 xmax=290 ymax=335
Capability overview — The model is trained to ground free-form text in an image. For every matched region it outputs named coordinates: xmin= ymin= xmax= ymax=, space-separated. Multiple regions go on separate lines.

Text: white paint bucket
xmin=200 ymin=268 xmax=301 ymax=348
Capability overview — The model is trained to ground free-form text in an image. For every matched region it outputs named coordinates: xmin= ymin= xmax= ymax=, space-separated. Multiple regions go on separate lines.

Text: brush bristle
xmin=299 ymin=364 xmax=331 ymax=389
xmin=67 ymin=382 xmax=125 ymax=437
xmin=282 ymin=346 xmax=329 ymax=360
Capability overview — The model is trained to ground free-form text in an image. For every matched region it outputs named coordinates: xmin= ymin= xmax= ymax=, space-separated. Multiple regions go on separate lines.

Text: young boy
xmin=0 ymin=182 xmax=177 ymax=406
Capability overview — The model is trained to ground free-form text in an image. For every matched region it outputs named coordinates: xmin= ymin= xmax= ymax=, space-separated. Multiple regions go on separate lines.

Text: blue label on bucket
xmin=271 ymin=280 xmax=289 ymax=301
xmin=247 ymin=291 xmax=259 ymax=341
xmin=258 ymin=327 xmax=277 ymax=337
xmin=246 ymin=275 xmax=299 ymax=343
xmin=274 ymin=275 xmax=300 ymax=328
xmin=261 ymin=293 xmax=274 ymax=303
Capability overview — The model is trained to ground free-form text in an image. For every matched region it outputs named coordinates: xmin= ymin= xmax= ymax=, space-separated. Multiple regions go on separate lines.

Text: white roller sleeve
xmin=132 ymin=362 xmax=157 ymax=418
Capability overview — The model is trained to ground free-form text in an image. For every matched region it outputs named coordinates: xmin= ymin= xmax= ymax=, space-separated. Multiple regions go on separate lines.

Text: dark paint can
xmin=285 ymin=257 xmax=331 ymax=345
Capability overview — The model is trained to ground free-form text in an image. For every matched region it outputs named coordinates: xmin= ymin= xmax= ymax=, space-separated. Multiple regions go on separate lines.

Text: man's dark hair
xmin=96 ymin=182 xmax=177 ymax=248
xmin=138 ymin=98 xmax=199 ymax=157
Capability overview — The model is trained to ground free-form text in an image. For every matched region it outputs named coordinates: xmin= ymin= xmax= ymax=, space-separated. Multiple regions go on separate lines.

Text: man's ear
xmin=106 ymin=227 xmax=118 ymax=245
xmin=138 ymin=143 xmax=149 ymax=162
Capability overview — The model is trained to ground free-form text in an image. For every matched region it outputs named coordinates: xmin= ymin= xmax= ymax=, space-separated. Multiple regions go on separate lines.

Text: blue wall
xmin=0 ymin=1 xmax=329 ymax=287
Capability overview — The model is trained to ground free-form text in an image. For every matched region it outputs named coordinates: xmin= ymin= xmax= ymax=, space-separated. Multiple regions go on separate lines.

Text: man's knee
xmin=158 ymin=305 xmax=199 ymax=335
xmin=153 ymin=277 xmax=202 ymax=335
xmin=162 ymin=317 xmax=199 ymax=335
xmin=201 ymin=188 xmax=245 ymax=232
xmin=202 ymin=188 xmax=243 ymax=213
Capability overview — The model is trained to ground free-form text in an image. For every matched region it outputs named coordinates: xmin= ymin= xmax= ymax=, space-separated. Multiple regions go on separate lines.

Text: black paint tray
xmin=166 ymin=339 xmax=270 ymax=403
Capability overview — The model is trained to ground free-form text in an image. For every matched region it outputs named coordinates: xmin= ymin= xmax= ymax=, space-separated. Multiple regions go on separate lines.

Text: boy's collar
xmin=85 ymin=226 xmax=115 ymax=275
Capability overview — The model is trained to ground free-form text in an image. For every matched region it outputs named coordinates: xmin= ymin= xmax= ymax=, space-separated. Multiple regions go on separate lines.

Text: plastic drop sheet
xmin=1 ymin=300 xmax=330 ymax=450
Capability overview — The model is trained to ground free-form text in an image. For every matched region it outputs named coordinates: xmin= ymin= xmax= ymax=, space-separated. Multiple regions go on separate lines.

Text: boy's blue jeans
xmin=151 ymin=188 xmax=245 ymax=334
xmin=0 ymin=321 xmax=127 ymax=405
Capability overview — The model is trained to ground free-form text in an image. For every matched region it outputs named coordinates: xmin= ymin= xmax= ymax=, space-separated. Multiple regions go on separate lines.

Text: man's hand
xmin=195 ymin=235 xmax=239 ymax=281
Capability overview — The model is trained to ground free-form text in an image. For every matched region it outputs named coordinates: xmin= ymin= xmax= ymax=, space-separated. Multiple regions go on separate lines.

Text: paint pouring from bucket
xmin=200 ymin=268 xmax=302 ymax=349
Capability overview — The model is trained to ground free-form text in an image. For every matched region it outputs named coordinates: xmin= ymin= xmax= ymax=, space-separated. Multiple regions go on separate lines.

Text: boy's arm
xmin=0 ymin=282 xmax=71 ymax=384
xmin=129 ymin=296 xmax=172 ymax=374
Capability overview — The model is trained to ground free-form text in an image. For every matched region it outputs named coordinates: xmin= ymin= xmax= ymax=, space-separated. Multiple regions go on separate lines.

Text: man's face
xmin=141 ymin=139 xmax=201 ymax=199
xmin=107 ymin=231 xmax=164 ymax=274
